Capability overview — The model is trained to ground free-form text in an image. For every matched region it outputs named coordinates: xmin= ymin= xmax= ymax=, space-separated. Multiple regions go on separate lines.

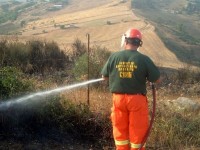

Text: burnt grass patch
xmin=0 ymin=96 xmax=113 ymax=149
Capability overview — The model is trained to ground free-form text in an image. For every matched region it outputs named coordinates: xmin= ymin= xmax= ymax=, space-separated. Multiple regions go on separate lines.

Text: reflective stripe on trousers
xmin=115 ymin=139 xmax=129 ymax=150
xmin=130 ymin=142 xmax=146 ymax=150
xmin=111 ymin=94 xmax=149 ymax=150
xmin=115 ymin=140 xmax=146 ymax=149
xmin=115 ymin=140 xmax=129 ymax=146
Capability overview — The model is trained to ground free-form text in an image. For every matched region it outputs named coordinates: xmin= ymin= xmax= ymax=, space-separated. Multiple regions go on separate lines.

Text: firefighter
xmin=101 ymin=28 xmax=160 ymax=150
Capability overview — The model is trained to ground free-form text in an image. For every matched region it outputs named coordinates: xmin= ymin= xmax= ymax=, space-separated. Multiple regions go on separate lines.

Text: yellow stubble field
xmin=20 ymin=0 xmax=184 ymax=69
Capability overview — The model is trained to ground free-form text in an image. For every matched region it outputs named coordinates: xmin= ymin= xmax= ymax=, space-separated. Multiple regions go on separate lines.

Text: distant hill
xmin=132 ymin=0 xmax=200 ymax=67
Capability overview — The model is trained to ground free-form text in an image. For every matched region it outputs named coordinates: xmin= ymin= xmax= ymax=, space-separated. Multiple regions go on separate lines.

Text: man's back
xmin=101 ymin=50 xmax=160 ymax=94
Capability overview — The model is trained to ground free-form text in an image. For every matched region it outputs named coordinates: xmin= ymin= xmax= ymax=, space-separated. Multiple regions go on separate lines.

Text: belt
xmin=113 ymin=93 xmax=146 ymax=96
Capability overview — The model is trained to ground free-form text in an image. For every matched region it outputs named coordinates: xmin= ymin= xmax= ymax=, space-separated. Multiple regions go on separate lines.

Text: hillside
xmin=132 ymin=0 xmax=200 ymax=67
xmin=0 ymin=0 xmax=190 ymax=69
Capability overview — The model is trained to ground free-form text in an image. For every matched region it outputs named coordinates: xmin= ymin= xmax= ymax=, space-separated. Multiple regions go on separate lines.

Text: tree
xmin=0 ymin=67 xmax=31 ymax=99
xmin=0 ymin=40 xmax=8 ymax=67
xmin=20 ymin=21 xmax=26 ymax=27
xmin=1 ymin=4 xmax=9 ymax=12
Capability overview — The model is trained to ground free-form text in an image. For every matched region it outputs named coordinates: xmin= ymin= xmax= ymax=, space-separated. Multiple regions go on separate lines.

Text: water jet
xmin=0 ymin=78 xmax=103 ymax=110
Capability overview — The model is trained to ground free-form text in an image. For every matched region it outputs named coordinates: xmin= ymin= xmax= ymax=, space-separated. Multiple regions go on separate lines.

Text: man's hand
xmin=102 ymin=75 xmax=109 ymax=80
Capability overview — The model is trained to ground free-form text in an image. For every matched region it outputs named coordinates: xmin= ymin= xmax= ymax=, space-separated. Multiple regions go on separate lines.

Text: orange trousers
xmin=111 ymin=94 xmax=149 ymax=150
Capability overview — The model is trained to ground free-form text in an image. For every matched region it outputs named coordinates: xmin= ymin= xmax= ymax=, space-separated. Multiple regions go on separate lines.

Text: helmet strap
xmin=140 ymin=40 xmax=143 ymax=47
xmin=121 ymin=34 xmax=126 ymax=48
xmin=125 ymin=37 xmax=142 ymax=47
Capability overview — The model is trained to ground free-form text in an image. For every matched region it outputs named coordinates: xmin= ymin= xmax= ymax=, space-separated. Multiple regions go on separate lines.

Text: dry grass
xmin=60 ymin=86 xmax=112 ymax=114
xmin=13 ymin=0 xmax=186 ymax=69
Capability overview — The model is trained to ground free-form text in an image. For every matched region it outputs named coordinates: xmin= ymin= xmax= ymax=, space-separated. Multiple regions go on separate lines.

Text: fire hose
xmin=139 ymin=83 xmax=156 ymax=150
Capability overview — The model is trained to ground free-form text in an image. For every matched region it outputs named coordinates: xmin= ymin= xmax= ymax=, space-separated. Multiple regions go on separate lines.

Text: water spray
xmin=0 ymin=78 xmax=103 ymax=110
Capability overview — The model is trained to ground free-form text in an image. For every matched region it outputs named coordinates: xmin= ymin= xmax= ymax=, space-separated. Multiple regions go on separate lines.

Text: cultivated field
xmin=19 ymin=0 xmax=184 ymax=69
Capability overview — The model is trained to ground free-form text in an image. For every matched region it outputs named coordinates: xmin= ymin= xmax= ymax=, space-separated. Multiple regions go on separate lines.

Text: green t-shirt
xmin=101 ymin=50 xmax=160 ymax=94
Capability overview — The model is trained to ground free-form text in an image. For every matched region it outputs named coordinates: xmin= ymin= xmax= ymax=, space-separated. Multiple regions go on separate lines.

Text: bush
xmin=59 ymin=25 xmax=65 ymax=29
xmin=7 ymin=42 xmax=29 ymax=68
xmin=72 ymin=44 xmax=111 ymax=80
xmin=28 ymin=40 xmax=68 ymax=74
xmin=170 ymin=66 xmax=200 ymax=84
xmin=0 ymin=67 xmax=31 ymax=100
xmin=56 ymin=99 xmax=112 ymax=146
xmin=71 ymin=38 xmax=87 ymax=61
xmin=0 ymin=40 xmax=7 ymax=67
xmin=72 ymin=53 xmax=88 ymax=80
xmin=0 ymin=39 xmax=69 ymax=75
xmin=90 ymin=45 xmax=111 ymax=78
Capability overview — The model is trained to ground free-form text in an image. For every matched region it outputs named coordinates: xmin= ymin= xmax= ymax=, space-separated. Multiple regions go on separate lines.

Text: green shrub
xmin=0 ymin=67 xmax=31 ymax=100
xmin=72 ymin=53 xmax=88 ymax=80
xmin=0 ymin=40 xmax=7 ymax=67
xmin=90 ymin=45 xmax=111 ymax=78
xmin=72 ymin=45 xmax=111 ymax=80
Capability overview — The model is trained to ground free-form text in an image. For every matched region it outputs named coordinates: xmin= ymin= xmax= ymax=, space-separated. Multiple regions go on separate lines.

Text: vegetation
xmin=0 ymin=0 xmax=69 ymax=34
xmin=0 ymin=38 xmax=199 ymax=149
xmin=184 ymin=0 xmax=200 ymax=14
xmin=0 ymin=39 xmax=69 ymax=75
xmin=72 ymin=45 xmax=111 ymax=80
xmin=0 ymin=67 xmax=31 ymax=99
xmin=150 ymin=105 xmax=200 ymax=149
xmin=0 ymin=2 xmax=36 ymax=24
xmin=131 ymin=0 xmax=155 ymax=10
xmin=132 ymin=0 xmax=200 ymax=67
xmin=147 ymin=67 xmax=200 ymax=149
xmin=49 ymin=0 xmax=69 ymax=4
xmin=132 ymin=0 xmax=200 ymax=14
xmin=0 ymin=11 xmax=18 ymax=24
